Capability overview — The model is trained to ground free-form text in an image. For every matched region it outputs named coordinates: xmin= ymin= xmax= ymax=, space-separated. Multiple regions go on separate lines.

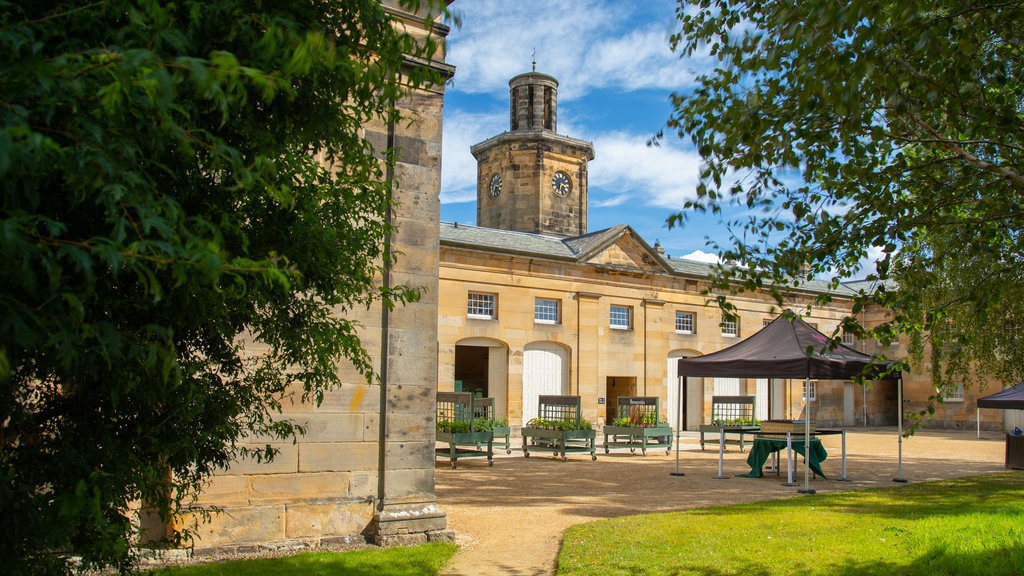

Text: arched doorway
xmin=522 ymin=342 xmax=569 ymax=427
xmin=454 ymin=338 xmax=508 ymax=420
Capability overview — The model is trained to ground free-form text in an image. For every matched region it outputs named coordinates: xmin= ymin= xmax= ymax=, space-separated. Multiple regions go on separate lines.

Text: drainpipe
xmin=375 ymin=109 xmax=396 ymax=511
xmin=642 ymin=299 xmax=648 ymax=395
xmin=575 ymin=292 xmax=580 ymax=396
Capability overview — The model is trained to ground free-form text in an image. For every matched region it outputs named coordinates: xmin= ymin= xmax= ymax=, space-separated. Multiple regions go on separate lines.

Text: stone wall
xmin=183 ymin=2 xmax=454 ymax=552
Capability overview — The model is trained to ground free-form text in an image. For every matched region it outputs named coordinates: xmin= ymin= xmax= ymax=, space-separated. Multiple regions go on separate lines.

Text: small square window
xmin=467 ymin=292 xmax=496 ymax=319
xmin=803 ymin=381 xmax=817 ymax=402
xmin=675 ymin=311 xmax=695 ymax=334
xmin=942 ymin=383 xmax=965 ymax=402
xmin=535 ymin=298 xmax=560 ymax=324
xmin=842 ymin=330 xmax=856 ymax=346
xmin=721 ymin=317 xmax=738 ymax=338
xmin=610 ymin=305 xmax=632 ymax=329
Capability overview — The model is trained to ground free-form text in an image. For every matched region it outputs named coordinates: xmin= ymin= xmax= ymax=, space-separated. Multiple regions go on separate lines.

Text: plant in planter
xmin=436 ymin=392 xmax=494 ymax=468
xmin=603 ymin=397 xmax=673 ymax=456
xmin=522 ymin=395 xmax=597 ymax=461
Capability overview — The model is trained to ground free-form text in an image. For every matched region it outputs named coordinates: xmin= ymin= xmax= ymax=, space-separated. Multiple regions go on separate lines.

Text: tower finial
xmin=532 ymin=48 xmax=536 ymax=72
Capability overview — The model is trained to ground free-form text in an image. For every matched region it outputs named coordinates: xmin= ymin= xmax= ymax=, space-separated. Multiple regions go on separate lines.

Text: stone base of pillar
xmin=368 ymin=502 xmax=451 ymax=546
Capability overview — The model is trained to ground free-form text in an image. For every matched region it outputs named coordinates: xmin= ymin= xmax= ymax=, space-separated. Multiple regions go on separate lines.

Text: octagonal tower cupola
xmin=509 ymin=67 xmax=558 ymax=132
xmin=471 ymin=67 xmax=595 ymax=238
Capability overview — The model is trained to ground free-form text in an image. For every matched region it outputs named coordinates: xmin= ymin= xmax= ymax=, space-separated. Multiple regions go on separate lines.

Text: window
xmin=467 ymin=292 xmax=496 ymax=319
xmin=534 ymin=297 xmax=560 ymax=324
xmin=803 ymin=381 xmax=817 ymax=402
xmin=721 ymin=317 xmax=738 ymax=338
xmin=942 ymin=383 xmax=965 ymax=402
xmin=675 ymin=311 xmax=695 ymax=334
xmin=610 ymin=305 xmax=632 ymax=329
xmin=842 ymin=330 xmax=856 ymax=346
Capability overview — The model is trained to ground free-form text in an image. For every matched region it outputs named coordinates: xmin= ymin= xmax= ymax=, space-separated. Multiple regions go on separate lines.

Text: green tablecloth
xmin=739 ymin=436 xmax=828 ymax=478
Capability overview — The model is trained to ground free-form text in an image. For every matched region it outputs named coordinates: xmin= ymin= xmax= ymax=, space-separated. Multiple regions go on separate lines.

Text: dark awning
xmin=977 ymin=383 xmax=1024 ymax=410
xmin=677 ymin=311 xmax=895 ymax=380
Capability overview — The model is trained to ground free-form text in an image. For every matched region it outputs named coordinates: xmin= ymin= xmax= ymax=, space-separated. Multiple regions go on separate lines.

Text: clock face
xmin=551 ymin=171 xmax=571 ymax=196
xmin=488 ymin=173 xmax=502 ymax=197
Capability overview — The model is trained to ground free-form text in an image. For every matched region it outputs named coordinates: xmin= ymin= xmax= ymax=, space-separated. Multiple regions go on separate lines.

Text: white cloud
xmin=440 ymin=109 xmax=505 ymax=204
xmin=588 ymin=131 xmax=702 ymax=209
xmin=680 ymin=250 xmax=721 ymax=264
xmin=444 ymin=0 xmax=696 ymax=101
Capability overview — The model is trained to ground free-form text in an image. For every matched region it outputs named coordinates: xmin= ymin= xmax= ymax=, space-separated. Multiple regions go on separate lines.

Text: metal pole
xmin=894 ymin=376 xmax=907 ymax=483
xmin=782 ymin=431 xmax=797 ymax=486
xmin=798 ymin=378 xmax=815 ymax=494
xmin=671 ymin=374 xmax=685 ymax=477
xmin=714 ymin=427 xmax=729 ymax=479
xmin=837 ymin=429 xmax=851 ymax=481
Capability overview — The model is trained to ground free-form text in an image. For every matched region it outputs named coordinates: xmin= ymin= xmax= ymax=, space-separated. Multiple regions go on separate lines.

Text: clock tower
xmin=471 ymin=67 xmax=595 ymax=238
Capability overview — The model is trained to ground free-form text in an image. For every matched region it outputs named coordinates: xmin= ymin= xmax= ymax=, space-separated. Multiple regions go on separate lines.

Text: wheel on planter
xmin=641 ymin=447 xmax=647 ymax=456
xmin=604 ymin=446 xmax=609 ymax=454
xmin=591 ymin=454 xmax=597 ymax=461
xmin=451 ymin=460 xmax=457 ymax=469
xmin=488 ymin=459 xmax=494 ymax=467
xmin=630 ymin=447 xmax=636 ymax=454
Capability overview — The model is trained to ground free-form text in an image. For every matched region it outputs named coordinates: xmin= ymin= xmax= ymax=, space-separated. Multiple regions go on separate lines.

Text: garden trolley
xmin=435 ymin=392 xmax=493 ymax=469
xmin=698 ymin=395 xmax=759 ymax=452
xmin=521 ymin=395 xmax=597 ymax=461
xmin=472 ymin=396 xmax=511 ymax=454
xmin=602 ymin=396 xmax=672 ymax=455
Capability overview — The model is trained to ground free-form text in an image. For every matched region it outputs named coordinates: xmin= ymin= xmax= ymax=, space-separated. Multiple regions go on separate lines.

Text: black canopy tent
xmin=976 ymin=383 xmax=1024 ymax=438
xmin=674 ymin=312 xmax=899 ymax=489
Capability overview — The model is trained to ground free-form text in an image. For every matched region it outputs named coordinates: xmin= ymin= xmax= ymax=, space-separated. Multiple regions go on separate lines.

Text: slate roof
xmin=439 ymin=221 xmax=858 ymax=297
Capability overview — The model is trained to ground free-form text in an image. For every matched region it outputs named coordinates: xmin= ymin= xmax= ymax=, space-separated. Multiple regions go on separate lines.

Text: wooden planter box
xmin=699 ymin=396 xmax=758 ymax=452
xmin=604 ymin=396 xmax=672 ymax=456
xmin=436 ymin=430 xmax=493 ymax=469
xmin=698 ymin=424 xmax=760 ymax=452
xmin=603 ymin=424 xmax=672 ymax=456
xmin=492 ymin=424 xmax=512 ymax=455
xmin=436 ymin=392 xmax=494 ymax=469
xmin=522 ymin=395 xmax=597 ymax=461
xmin=521 ymin=427 xmax=597 ymax=461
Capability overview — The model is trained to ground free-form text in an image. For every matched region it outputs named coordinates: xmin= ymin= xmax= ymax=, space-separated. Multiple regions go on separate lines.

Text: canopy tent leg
xmin=670 ymin=374 xmax=685 ymax=477
xmin=798 ymin=377 xmax=816 ymax=494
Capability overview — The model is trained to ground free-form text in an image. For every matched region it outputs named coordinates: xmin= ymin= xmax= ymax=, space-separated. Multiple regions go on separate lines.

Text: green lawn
xmin=557 ymin=473 xmax=1024 ymax=575
xmin=147 ymin=474 xmax=1024 ymax=576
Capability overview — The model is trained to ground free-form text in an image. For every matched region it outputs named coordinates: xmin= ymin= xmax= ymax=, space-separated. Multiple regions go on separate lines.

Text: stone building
xmin=437 ymin=67 xmax=998 ymax=435
xmin=179 ymin=19 xmax=1010 ymax=554
xmin=183 ymin=1 xmax=454 ymax=551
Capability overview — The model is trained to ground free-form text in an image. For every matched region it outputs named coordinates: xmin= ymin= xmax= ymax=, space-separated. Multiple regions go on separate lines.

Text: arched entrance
xmin=522 ymin=342 xmax=569 ymax=427
xmin=454 ymin=338 xmax=508 ymax=420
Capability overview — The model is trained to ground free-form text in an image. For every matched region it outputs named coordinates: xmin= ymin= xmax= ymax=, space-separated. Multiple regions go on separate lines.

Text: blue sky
xmin=439 ymin=0 xmax=725 ymax=262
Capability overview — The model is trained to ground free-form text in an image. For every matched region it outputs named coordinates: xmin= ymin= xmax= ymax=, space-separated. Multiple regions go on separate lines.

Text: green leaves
xmin=0 ymin=0 xmax=447 ymax=573
xmin=664 ymin=0 xmax=1024 ymax=395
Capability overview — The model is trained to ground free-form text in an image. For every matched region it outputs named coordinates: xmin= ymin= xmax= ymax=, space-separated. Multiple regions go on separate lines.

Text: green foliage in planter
xmin=613 ymin=411 xmax=667 ymax=428
xmin=436 ymin=419 xmax=471 ymax=433
xmin=711 ymin=417 xmax=758 ymax=427
xmin=526 ymin=418 xmax=592 ymax=431
xmin=437 ymin=417 xmax=509 ymax=433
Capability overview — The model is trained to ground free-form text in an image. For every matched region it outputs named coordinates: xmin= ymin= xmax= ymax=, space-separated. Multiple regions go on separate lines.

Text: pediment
xmin=575 ymin=226 xmax=670 ymax=273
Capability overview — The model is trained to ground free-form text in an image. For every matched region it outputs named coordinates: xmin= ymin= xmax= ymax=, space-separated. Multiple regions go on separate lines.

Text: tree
xmin=661 ymin=1 xmax=1024 ymax=403
xmin=0 ymin=1 xmax=446 ymax=573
